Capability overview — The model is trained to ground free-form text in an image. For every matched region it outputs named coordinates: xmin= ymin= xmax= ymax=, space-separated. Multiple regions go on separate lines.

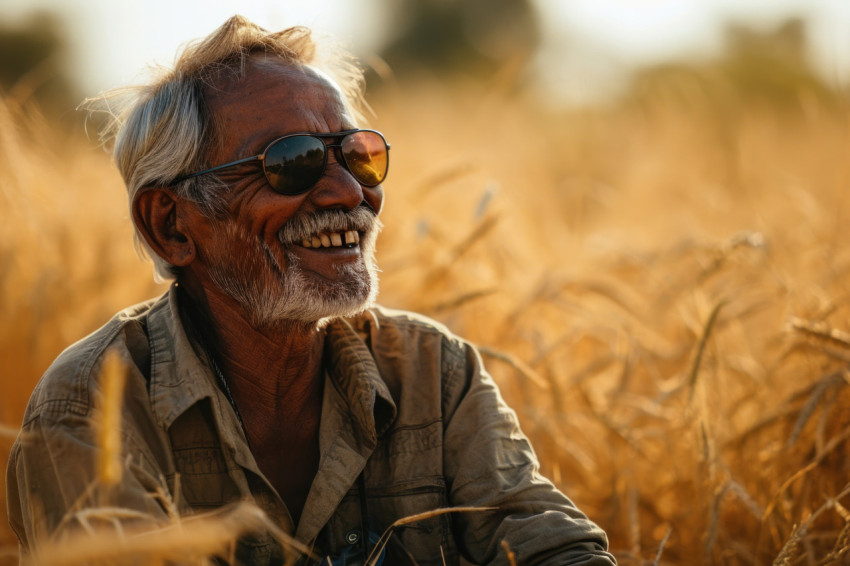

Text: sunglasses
xmin=175 ymin=129 xmax=390 ymax=195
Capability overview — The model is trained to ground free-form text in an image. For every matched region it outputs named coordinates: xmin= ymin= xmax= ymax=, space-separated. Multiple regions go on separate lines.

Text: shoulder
xmin=21 ymin=296 xmax=163 ymax=426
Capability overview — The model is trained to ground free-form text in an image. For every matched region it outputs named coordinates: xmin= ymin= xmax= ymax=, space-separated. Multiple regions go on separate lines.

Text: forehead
xmin=204 ymin=59 xmax=353 ymax=156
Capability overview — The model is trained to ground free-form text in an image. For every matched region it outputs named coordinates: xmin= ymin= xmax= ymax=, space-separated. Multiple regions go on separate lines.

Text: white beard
xmin=202 ymin=208 xmax=381 ymax=328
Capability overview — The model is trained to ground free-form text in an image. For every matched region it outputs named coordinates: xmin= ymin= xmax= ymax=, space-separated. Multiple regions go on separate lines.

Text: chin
xmin=265 ymin=258 xmax=380 ymax=328
xmin=209 ymin=246 xmax=379 ymax=330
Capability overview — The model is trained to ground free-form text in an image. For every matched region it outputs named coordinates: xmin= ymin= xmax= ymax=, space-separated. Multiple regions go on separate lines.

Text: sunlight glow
xmin=0 ymin=0 xmax=848 ymax=99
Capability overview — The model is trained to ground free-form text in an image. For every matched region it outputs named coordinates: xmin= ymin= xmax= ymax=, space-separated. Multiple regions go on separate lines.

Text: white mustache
xmin=276 ymin=207 xmax=381 ymax=246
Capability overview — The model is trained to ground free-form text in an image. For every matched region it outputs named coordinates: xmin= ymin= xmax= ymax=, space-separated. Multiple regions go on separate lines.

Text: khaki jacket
xmin=7 ymin=287 xmax=615 ymax=565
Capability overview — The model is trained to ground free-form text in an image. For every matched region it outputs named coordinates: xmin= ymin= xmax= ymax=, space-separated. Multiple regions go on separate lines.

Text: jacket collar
xmin=324 ymin=315 xmax=397 ymax=445
xmin=296 ymin=314 xmax=398 ymax=543
xmin=146 ymin=285 xmax=221 ymax=430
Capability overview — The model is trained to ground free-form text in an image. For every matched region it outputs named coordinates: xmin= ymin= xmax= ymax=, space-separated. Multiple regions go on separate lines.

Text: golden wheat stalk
xmin=687 ymin=300 xmax=726 ymax=400
xmin=771 ymin=483 xmax=850 ymax=565
xmin=95 ymin=348 xmax=127 ymax=487
xmin=26 ymin=502 xmax=309 ymax=566
xmin=500 ymin=540 xmax=518 ymax=566
xmin=789 ymin=317 xmax=850 ymax=349
xmin=478 ymin=345 xmax=549 ymax=389
xmin=653 ymin=526 xmax=672 ymax=565
xmin=428 ymin=288 xmax=499 ymax=314
xmin=772 ymin=529 xmax=801 ymax=566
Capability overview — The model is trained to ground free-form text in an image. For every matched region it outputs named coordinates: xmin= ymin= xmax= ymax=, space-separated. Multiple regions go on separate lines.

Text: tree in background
xmin=375 ymin=0 xmax=540 ymax=79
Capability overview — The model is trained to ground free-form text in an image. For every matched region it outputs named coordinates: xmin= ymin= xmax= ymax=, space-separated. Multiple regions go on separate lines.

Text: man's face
xmin=190 ymin=61 xmax=384 ymax=327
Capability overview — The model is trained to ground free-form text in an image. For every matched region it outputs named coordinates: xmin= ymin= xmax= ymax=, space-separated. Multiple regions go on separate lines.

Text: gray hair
xmin=84 ymin=15 xmax=367 ymax=280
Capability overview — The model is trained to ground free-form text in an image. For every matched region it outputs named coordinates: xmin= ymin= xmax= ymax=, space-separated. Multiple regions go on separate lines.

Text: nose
xmin=309 ymin=156 xmax=384 ymax=215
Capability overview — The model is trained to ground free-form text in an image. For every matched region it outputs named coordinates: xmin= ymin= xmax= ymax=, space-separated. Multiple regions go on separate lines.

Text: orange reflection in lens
xmin=342 ymin=131 xmax=387 ymax=186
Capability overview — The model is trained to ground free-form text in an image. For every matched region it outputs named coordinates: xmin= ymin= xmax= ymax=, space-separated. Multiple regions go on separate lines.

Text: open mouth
xmin=298 ymin=230 xmax=360 ymax=249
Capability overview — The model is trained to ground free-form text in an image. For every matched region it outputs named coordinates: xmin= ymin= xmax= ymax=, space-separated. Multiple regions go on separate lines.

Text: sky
xmin=2 ymin=0 xmax=849 ymax=103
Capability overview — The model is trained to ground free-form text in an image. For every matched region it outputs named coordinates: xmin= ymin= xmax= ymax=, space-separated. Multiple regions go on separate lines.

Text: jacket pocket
xmin=367 ymin=477 xmax=460 ymax=566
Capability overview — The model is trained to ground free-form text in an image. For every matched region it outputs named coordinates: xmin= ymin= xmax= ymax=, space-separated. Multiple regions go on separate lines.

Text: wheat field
xmin=1 ymin=72 xmax=849 ymax=565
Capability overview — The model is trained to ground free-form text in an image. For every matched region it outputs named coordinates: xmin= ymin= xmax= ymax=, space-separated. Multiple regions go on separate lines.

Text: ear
xmin=132 ymin=187 xmax=196 ymax=267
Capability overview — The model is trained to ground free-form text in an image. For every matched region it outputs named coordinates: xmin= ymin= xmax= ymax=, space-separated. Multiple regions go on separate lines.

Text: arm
xmin=6 ymin=409 xmax=172 ymax=554
xmin=442 ymin=341 xmax=617 ymax=565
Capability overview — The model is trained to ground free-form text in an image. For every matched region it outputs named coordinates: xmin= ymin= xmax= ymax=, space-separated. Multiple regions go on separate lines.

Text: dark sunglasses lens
xmin=341 ymin=131 xmax=388 ymax=187
xmin=264 ymin=136 xmax=326 ymax=195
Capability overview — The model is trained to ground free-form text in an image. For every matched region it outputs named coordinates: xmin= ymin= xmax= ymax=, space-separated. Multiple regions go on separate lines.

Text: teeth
xmin=299 ymin=231 xmax=361 ymax=248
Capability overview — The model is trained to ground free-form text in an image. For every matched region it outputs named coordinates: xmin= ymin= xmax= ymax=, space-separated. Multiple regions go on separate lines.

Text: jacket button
xmin=345 ymin=530 xmax=361 ymax=545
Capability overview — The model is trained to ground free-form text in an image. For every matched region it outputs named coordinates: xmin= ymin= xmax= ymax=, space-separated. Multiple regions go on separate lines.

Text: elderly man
xmin=7 ymin=16 xmax=616 ymax=566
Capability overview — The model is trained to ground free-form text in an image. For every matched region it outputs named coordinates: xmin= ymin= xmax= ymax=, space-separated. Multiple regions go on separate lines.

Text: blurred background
xmin=2 ymin=1 xmax=850 ymax=564
xmin=2 ymin=0 xmax=850 ymax=113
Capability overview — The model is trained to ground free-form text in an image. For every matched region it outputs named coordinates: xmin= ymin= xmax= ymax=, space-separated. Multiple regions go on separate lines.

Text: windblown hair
xmin=84 ymin=15 xmax=368 ymax=280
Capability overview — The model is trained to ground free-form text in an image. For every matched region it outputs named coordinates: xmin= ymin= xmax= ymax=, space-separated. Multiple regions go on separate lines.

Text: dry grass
xmin=93 ymin=348 xmax=127 ymax=488
xmin=1 ymin=73 xmax=850 ymax=564
xmin=26 ymin=503 xmax=309 ymax=566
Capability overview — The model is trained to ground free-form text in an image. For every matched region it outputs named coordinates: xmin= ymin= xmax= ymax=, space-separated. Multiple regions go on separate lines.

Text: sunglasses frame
xmin=173 ymin=129 xmax=390 ymax=195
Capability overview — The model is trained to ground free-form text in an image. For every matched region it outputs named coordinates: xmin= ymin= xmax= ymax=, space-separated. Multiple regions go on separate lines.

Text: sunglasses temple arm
xmin=175 ymin=155 xmax=263 ymax=182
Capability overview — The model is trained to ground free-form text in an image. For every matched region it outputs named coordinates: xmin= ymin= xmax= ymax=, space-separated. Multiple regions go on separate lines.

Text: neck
xmin=176 ymin=280 xmax=326 ymax=414
xmin=176 ymin=279 xmax=326 ymax=525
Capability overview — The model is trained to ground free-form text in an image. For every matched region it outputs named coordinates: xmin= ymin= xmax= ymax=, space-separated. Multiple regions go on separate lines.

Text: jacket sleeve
xmin=441 ymin=340 xmax=617 ymax=566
